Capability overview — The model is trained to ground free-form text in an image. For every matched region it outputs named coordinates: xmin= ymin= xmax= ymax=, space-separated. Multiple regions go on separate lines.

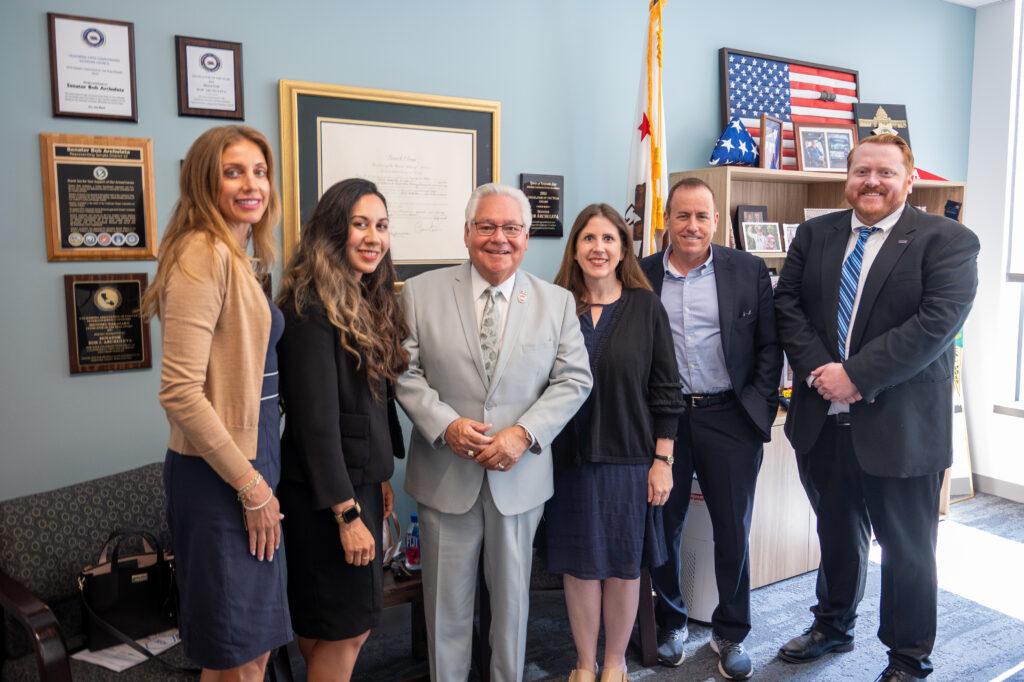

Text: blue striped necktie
xmin=837 ymin=227 xmax=879 ymax=360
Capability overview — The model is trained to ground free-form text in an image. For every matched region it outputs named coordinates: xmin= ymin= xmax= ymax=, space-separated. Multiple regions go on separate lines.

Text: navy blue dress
xmin=163 ymin=296 xmax=292 ymax=669
xmin=545 ymin=300 xmax=667 ymax=580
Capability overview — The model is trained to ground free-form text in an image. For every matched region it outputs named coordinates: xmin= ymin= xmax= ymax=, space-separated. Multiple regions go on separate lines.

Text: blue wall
xmin=0 ymin=0 xmax=975 ymax=515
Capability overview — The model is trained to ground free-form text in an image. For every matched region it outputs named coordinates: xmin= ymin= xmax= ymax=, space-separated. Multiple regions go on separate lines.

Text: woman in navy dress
xmin=144 ymin=125 xmax=292 ymax=678
xmin=276 ymin=178 xmax=408 ymax=681
xmin=548 ymin=204 xmax=682 ymax=682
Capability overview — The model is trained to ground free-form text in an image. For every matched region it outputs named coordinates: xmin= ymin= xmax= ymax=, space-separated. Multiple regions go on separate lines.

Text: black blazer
xmin=552 ymin=287 xmax=683 ymax=468
xmin=278 ymin=301 xmax=405 ymax=509
xmin=774 ymin=204 xmax=980 ymax=477
xmin=640 ymin=245 xmax=782 ymax=441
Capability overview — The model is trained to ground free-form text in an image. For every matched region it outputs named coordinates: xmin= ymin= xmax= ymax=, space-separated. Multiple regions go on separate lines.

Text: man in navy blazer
xmin=639 ymin=177 xmax=782 ymax=680
xmin=773 ymin=135 xmax=979 ymax=681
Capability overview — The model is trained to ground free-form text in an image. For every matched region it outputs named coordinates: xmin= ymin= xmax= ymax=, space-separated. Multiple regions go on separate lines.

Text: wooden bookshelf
xmin=669 ymin=165 xmax=967 ymax=270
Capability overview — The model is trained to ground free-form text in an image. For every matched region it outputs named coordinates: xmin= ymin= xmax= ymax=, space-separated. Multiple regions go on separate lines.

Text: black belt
xmin=681 ymin=390 xmax=735 ymax=408
xmin=829 ymin=412 xmax=853 ymax=427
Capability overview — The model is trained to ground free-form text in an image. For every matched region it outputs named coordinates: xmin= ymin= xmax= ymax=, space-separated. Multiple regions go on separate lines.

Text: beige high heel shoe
xmin=567 ymin=669 xmax=597 ymax=682
xmin=599 ymin=668 xmax=630 ymax=682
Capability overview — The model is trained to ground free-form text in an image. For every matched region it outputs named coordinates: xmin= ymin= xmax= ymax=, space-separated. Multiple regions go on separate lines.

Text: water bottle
xmin=404 ymin=513 xmax=421 ymax=571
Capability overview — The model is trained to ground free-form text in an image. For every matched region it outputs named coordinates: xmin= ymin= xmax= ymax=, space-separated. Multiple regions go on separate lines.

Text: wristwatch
xmin=334 ymin=501 xmax=362 ymax=524
xmin=653 ymin=453 xmax=674 ymax=466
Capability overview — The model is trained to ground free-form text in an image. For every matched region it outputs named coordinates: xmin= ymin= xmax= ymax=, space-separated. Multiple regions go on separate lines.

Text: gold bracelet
xmin=242 ymin=489 xmax=273 ymax=511
xmin=236 ymin=472 xmax=263 ymax=501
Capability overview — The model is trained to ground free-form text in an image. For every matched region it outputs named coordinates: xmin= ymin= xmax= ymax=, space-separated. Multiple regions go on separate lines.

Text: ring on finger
xmin=497 ymin=461 xmax=505 ymax=470
xmin=467 ymin=450 xmax=475 ymax=458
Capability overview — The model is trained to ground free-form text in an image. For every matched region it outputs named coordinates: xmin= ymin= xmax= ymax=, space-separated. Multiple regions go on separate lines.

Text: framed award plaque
xmin=64 ymin=273 xmax=152 ymax=374
xmin=40 ymin=133 xmax=158 ymax=261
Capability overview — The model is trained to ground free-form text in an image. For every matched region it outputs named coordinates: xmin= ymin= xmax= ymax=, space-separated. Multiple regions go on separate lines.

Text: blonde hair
xmin=142 ymin=125 xmax=280 ymax=320
xmin=276 ymin=179 xmax=408 ymax=393
xmin=554 ymin=203 xmax=652 ymax=316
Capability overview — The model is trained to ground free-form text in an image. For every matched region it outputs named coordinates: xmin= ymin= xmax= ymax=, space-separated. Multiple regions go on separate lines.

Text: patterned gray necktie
xmin=480 ymin=286 xmax=500 ymax=380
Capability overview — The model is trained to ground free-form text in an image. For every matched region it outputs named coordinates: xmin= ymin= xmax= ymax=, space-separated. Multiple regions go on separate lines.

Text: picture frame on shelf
xmin=278 ymin=80 xmax=499 ymax=280
xmin=741 ymin=221 xmax=783 ymax=253
xmin=734 ymin=204 xmax=767 ymax=251
xmin=794 ymin=122 xmax=857 ymax=172
xmin=853 ymin=103 xmax=910 ymax=148
xmin=758 ymin=114 xmax=783 ymax=170
xmin=782 ymin=223 xmax=800 ymax=251
xmin=175 ymin=36 xmax=244 ymax=119
xmin=803 ymin=207 xmax=845 ymax=221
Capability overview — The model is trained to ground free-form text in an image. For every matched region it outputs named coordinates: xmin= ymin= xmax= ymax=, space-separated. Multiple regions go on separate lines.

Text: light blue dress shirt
xmin=660 ymin=246 xmax=732 ymax=395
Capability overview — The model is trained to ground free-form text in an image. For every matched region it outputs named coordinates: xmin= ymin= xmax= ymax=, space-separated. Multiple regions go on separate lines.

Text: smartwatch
xmin=334 ymin=500 xmax=362 ymax=524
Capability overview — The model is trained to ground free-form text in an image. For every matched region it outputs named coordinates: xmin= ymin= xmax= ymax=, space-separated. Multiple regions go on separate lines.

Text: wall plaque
xmin=520 ymin=173 xmax=563 ymax=237
xmin=40 ymin=133 xmax=157 ymax=261
xmin=64 ymin=273 xmax=151 ymax=374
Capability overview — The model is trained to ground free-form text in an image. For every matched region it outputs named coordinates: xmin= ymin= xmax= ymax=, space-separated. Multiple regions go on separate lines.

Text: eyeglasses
xmin=472 ymin=222 xmax=525 ymax=238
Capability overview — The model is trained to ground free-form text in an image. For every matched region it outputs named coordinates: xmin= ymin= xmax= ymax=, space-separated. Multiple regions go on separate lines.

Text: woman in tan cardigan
xmin=143 ymin=125 xmax=292 ymax=679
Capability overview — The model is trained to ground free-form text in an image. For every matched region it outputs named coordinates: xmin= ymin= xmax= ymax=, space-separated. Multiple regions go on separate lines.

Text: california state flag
xmin=625 ymin=0 xmax=668 ymax=257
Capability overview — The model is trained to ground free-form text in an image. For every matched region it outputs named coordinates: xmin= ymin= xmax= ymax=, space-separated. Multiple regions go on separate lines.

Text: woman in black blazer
xmin=276 ymin=178 xmax=408 ymax=681
xmin=547 ymin=204 xmax=682 ymax=682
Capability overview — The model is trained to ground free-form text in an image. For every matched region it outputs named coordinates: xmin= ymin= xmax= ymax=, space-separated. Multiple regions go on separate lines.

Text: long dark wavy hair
xmin=276 ymin=178 xmax=408 ymax=394
xmin=554 ymin=203 xmax=652 ymax=316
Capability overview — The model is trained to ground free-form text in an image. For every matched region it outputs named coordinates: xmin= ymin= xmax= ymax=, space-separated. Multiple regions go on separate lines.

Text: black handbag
xmin=78 ymin=528 xmax=178 ymax=651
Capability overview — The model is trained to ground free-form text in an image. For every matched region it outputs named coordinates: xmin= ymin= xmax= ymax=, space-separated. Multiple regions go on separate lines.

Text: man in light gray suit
xmin=397 ymin=183 xmax=592 ymax=682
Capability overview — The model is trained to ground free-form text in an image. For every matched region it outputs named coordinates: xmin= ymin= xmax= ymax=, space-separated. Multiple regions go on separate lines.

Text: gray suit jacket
xmin=396 ymin=262 xmax=592 ymax=516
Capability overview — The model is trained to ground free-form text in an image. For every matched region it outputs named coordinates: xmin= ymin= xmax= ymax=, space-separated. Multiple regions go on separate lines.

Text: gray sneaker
xmin=711 ymin=632 xmax=753 ymax=680
xmin=655 ymin=625 xmax=688 ymax=667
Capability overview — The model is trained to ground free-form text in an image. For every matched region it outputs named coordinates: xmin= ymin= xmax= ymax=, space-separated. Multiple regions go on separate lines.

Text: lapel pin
xmin=898 ymin=239 xmax=908 ymax=244
xmin=517 ymin=290 xmax=527 ymax=304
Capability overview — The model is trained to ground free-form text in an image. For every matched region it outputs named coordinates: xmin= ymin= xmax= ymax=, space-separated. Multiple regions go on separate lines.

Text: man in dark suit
xmin=640 ymin=177 xmax=782 ymax=680
xmin=773 ymin=134 xmax=979 ymax=681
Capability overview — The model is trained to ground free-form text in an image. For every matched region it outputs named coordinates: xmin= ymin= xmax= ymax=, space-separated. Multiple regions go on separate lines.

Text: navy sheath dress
xmin=545 ymin=299 xmax=667 ymax=581
xmin=163 ymin=296 xmax=292 ymax=670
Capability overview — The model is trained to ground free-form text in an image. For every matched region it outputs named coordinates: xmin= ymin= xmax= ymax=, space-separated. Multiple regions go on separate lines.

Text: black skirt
xmin=279 ymin=480 xmax=384 ymax=640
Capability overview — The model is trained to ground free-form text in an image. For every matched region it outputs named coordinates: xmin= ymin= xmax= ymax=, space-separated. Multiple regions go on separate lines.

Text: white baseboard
xmin=973 ymin=474 xmax=1024 ymax=504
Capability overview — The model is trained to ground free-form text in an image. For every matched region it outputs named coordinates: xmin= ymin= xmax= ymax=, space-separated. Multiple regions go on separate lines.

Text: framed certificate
xmin=64 ymin=273 xmax=152 ymax=374
xmin=175 ymin=36 xmax=244 ymax=119
xmin=40 ymin=133 xmax=158 ymax=261
xmin=47 ymin=13 xmax=137 ymax=122
xmin=279 ymin=80 xmax=499 ymax=280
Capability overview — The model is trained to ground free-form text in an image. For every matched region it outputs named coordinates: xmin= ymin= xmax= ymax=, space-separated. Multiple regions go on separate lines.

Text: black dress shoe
xmin=873 ymin=664 xmax=917 ymax=681
xmin=656 ymin=625 xmax=688 ymax=667
xmin=777 ymin=626 xmax=854 ymax=663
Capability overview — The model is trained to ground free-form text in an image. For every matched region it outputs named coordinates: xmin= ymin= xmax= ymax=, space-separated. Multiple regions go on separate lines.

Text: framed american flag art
xmin=720 ymin=48 xmax=859 ymax=171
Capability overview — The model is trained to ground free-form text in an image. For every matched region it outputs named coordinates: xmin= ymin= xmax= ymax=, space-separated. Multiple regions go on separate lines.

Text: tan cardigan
xmin=158 ymin=232 xmax=270 ymax=483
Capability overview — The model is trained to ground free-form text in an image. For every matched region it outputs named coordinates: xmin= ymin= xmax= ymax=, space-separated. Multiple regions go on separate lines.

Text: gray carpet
xmin=344 ymin=492 xmax=1024 ymax=681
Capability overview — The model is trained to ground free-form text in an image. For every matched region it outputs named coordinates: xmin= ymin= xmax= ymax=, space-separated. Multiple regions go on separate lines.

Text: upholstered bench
xmin=0 ymin=462 xmax=290 ymax=681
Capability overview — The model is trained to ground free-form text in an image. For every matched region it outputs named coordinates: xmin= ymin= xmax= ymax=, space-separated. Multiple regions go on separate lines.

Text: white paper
xmin=318 ymin=119 xmax=475 ymax=263
xmin=71 ymin=628 xmax=181 ymax=672
xmin=53 ymin=16 xmax=133 ymax=117
xmin=185 ymin=45 xmax=236 ymax=111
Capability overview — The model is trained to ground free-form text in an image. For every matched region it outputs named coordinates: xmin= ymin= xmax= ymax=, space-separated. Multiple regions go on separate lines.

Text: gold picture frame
xmin=278 ymin=80 xmax=500 ymax=278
